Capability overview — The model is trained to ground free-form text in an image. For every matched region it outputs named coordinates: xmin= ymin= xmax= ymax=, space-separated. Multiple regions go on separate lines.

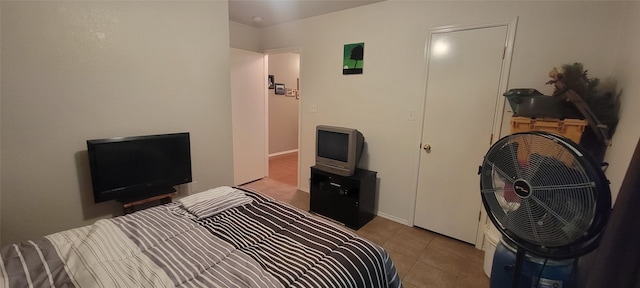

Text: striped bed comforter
xmin=1 ymin=187 xmax=402 ymax=288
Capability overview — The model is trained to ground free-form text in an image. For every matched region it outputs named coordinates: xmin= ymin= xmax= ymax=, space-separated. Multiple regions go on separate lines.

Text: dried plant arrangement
xmin=547 ymin=63 xmax=620 ymax=138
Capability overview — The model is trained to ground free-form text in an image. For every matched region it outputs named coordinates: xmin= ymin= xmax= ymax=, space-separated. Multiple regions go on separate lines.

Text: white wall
xmin=268 ymin=53 xmax=300 ymax=155
xmin=229 ymin=21 xmax=261 ymax=52
xmin=0 ymin=1 xmax=234 ymax=245
xmin=260 ymin=1 xmax=629 ymax=224
xmin=603 ymin=2 xmax=640 ymax=203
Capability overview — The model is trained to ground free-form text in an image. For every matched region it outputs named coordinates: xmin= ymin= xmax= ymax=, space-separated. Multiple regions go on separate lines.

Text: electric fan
xmin=480 ymin=131 xmax=611 ymax=288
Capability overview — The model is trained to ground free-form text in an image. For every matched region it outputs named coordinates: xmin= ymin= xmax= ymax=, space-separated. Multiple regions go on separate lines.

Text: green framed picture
xmin=343 ymin=42 xmax=364 ymax=75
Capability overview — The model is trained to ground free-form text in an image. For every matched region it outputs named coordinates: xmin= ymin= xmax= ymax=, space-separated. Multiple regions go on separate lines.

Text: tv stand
xmin=310 ymin=166 xmax=377 ymax=230
xmin=121 ymin=192 xmax=176 ymax=214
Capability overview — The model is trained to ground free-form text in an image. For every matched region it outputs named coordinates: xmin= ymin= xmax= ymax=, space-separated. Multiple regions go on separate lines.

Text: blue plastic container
xmin=490 ymin=240 xmax=576 ymax=288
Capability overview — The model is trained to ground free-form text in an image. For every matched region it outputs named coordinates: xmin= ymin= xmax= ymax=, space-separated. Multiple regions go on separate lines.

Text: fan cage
xmin=481 ymin=131 xmax=610 ymax=259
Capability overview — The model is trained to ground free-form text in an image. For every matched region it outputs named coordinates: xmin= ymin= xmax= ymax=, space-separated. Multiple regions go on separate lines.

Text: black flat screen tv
xmin=315 ymin=125 xmax=364 ymax=177
xmin=87 ymin=132 xmax=192 ymax=203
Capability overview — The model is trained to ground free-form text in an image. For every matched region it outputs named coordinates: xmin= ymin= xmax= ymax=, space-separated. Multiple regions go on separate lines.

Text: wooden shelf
xmin=122 ymin=192 xmax=176 ymax=214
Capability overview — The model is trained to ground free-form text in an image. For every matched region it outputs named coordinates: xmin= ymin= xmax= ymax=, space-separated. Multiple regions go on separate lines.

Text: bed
xmin=1 ymin=186 xmax=402 ymax=288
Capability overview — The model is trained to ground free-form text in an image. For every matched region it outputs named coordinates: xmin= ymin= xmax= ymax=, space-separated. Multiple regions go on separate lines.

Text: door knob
xmin=423 ymin=143 xmax=431 ymax=153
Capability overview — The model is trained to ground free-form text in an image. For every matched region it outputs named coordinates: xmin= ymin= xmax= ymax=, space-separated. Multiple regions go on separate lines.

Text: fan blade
xmin=483 ymin=158 xmax=516 ymax=183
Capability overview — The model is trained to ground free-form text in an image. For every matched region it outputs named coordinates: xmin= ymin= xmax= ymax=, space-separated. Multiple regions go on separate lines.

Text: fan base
xmin=490 ymin=240 xmax=576 ymax=288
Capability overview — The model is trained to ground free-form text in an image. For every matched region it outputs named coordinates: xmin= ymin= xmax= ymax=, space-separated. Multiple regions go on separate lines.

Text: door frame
xmin=409 ymin=17 xmax=518 ymax=249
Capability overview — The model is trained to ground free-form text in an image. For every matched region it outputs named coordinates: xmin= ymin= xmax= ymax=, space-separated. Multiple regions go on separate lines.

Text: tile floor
xmin=241 ymin=153 xmax=489 ymax=288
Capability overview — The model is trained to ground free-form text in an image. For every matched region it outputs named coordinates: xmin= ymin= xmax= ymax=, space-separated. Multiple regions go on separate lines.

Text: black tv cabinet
xmin=310 ymin=166 xmax=377 ymax=230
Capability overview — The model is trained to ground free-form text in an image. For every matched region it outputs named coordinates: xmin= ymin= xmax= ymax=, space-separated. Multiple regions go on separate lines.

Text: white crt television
xmin=315 ymin=125 xmax=365 ymax=177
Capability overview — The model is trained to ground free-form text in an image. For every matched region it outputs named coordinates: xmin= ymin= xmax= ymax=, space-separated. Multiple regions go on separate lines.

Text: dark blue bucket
xmin=490 ymin=240 xmax=576 ymax=288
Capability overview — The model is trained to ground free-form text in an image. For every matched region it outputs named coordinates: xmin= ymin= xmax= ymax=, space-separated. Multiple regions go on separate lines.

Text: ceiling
xmin=228 ymin=0 xmax=385 ymax=28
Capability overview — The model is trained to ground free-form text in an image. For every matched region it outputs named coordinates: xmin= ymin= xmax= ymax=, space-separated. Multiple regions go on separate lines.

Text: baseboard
xmin=376 ymin=211 xmax=410 ymax=226
xmin=269 ymin=149 xmax=298 ymax=158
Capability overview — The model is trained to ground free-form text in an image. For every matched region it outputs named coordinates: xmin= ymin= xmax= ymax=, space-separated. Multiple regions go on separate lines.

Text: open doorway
xmin=266 ymin=52 xmax=300 ymax=187
xmin=241 ymin=51 xmax=304 ymax=206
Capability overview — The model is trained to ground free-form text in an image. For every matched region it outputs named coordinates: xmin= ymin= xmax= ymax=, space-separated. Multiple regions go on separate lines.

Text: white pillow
xmin=178 ymin=186 xmax=236 ymax=209
xmin=179 ymin=187 xmax=252 ymax=219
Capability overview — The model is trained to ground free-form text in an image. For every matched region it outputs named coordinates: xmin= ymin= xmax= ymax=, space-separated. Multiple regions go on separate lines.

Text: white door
xmin=230 ymin=48 xmax=268 ymax=185
xmin=414 ymin=25 xmax=509 ymax=244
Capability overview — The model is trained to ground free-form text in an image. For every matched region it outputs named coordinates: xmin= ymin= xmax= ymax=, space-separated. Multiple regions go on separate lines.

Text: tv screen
xmin=315 ymin=125 xmax=364 ymax=177
xmin=87 ymin=132 xmax=192 ymax=203
xmin=317 ymin=130 xmax=349 ymax=162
